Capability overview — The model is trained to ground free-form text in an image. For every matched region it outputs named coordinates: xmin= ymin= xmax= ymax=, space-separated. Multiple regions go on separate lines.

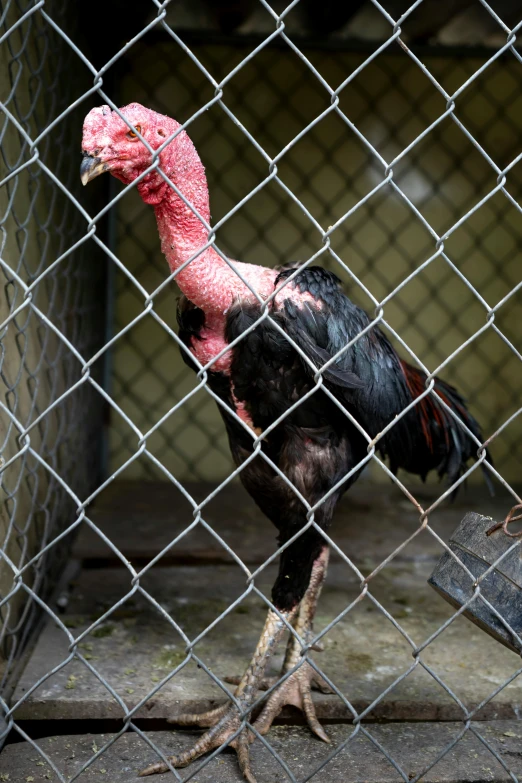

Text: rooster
xmin=81 ymin=103 xmax=490 ymax=782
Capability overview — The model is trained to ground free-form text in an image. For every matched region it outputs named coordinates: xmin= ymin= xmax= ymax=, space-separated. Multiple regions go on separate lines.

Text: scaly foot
xmin=139 ymin=702 xmax=258 ymax=782
xmin=140 ymin=660 xmax=330 ymax=780
xmin=249 ymin=545 xmax=333 ymax=742
xmin=139 ymin=607 xmax=295 ymax=783
xmin=254 ymin=659 xmax=331 ymax=743
xmin=140 ymin=549 xmax=331 ymax=782
xmin=166 ymin=702 xmax=228 ymax=728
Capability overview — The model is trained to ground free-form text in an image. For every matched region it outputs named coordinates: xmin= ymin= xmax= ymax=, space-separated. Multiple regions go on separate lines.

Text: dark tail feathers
xmin=399 ymin=362 xmax=494 ymax=495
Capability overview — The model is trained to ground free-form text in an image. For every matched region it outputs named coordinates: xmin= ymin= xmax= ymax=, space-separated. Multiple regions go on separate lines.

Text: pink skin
xmin=82 ymin=103 xmax=313 ymax=423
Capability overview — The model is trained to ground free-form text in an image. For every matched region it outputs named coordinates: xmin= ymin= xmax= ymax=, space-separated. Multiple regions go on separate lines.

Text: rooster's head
xmin=81 ymin=103 xmax=183 ymax=205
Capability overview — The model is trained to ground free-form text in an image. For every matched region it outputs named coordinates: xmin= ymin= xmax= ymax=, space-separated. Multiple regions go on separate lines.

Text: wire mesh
xmin=0 ymin=1 xmax=522 ymax=782
xmin=0 ymin=0 xmax=106 ymax=695
xmin=109 ymin=36 xmax=522 ymax=483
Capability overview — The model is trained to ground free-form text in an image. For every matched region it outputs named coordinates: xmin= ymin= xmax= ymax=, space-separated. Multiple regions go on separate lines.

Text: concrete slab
xmin=12 ymin=560 xmax=522 ymax=722
xmin=73 ymin=480 xmax=508 ymax=568
xmin=2 ymin=723 xmax=522 ymax=782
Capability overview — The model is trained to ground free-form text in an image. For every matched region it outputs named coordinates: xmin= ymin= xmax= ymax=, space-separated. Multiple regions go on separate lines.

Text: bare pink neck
xmin=153 ymin=133 xmax=246 ymax=314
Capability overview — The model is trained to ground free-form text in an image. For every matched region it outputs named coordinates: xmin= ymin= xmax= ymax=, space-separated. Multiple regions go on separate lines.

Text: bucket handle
xmin=486 ymin=504 xmax=522 ymax=538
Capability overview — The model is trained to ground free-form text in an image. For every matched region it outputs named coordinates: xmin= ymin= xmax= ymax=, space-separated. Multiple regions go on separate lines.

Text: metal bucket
xmin=428 ymin=507 xmax=522 ymax=654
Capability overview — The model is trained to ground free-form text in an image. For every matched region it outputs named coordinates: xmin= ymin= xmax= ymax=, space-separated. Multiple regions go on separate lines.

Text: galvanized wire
xmin=0 ymin=0 xmax=105 ymax=696
xmin=0 ymin=1 xmax=522 ymax=782
xmin=112 ymin=39 xmax=522 ymax=481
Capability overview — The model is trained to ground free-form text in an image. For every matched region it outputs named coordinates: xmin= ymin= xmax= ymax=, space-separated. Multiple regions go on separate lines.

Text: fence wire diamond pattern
xmin=1 ymin=1 xmax=522 ymax=782
xmin=111 ymin=35 xmax=522 ymax=483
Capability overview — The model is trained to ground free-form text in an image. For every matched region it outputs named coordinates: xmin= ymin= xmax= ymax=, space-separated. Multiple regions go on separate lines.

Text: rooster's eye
xmin=127 ymin=125 xmax=141 ymax=139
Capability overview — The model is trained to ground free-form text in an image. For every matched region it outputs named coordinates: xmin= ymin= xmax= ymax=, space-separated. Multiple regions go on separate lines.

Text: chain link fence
xmin=0 ymin=0 xmax=106 ymax=697
xmin=110 ymin=35 xmax=522 ymax=484
xmin=1 ymin=1 xmax=522 ymax=782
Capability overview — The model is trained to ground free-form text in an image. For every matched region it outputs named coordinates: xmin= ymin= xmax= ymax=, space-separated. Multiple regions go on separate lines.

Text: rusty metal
xmin=486 ymin=503 xmax=522 ymax=538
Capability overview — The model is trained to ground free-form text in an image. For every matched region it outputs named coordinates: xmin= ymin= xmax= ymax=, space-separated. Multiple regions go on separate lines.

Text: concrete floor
xmin=3 ymin=479 xmax=522 ymax=782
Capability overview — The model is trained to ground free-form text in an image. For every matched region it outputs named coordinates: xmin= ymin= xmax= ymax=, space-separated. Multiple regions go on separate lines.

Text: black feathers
xmin=283 ymin=300 xmax=365 ymax=390
xmin=176 ymin=264 xmax=492 ymax=611
xmin=224 ymin=265 xmax=489 ymax=489
xmin=178 ymin=266 xmax=490 ymax=490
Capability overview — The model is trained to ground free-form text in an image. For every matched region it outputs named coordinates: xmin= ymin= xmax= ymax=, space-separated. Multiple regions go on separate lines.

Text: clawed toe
xmin=138 ymin=603 xmax=331 ymax=782
xmin=139 ymin=759 xmax=176 ymax=776
xmin=139 ymin=711 xmax=258 ymax=781
xmin=225 ymin=674 xmax=278 ymax=691
xmin=254 ymin=661 xmax=331 ymax=743
xmin=311 ymin=672 xmax=335 ymax=694
xmin=166 ymin=702 xmax=229 ymax=728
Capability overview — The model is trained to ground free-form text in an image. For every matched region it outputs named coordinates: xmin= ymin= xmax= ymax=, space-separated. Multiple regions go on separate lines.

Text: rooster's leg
xmin=253 ymin=545 xmax=332 ymax=742
xmin=225 ymin=547 xmax=332 ymax=692
xmin=224 ymin=550 xmax=332 ymax=694
xmin=139 ymin=605 xmax=297 ymax=782
xmin=282 ymin=545 xmax=332 ymax=692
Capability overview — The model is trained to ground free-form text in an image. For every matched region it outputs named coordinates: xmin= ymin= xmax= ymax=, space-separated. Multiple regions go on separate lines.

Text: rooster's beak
xmin=80 ymin=153 xmax=107 ymax=186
